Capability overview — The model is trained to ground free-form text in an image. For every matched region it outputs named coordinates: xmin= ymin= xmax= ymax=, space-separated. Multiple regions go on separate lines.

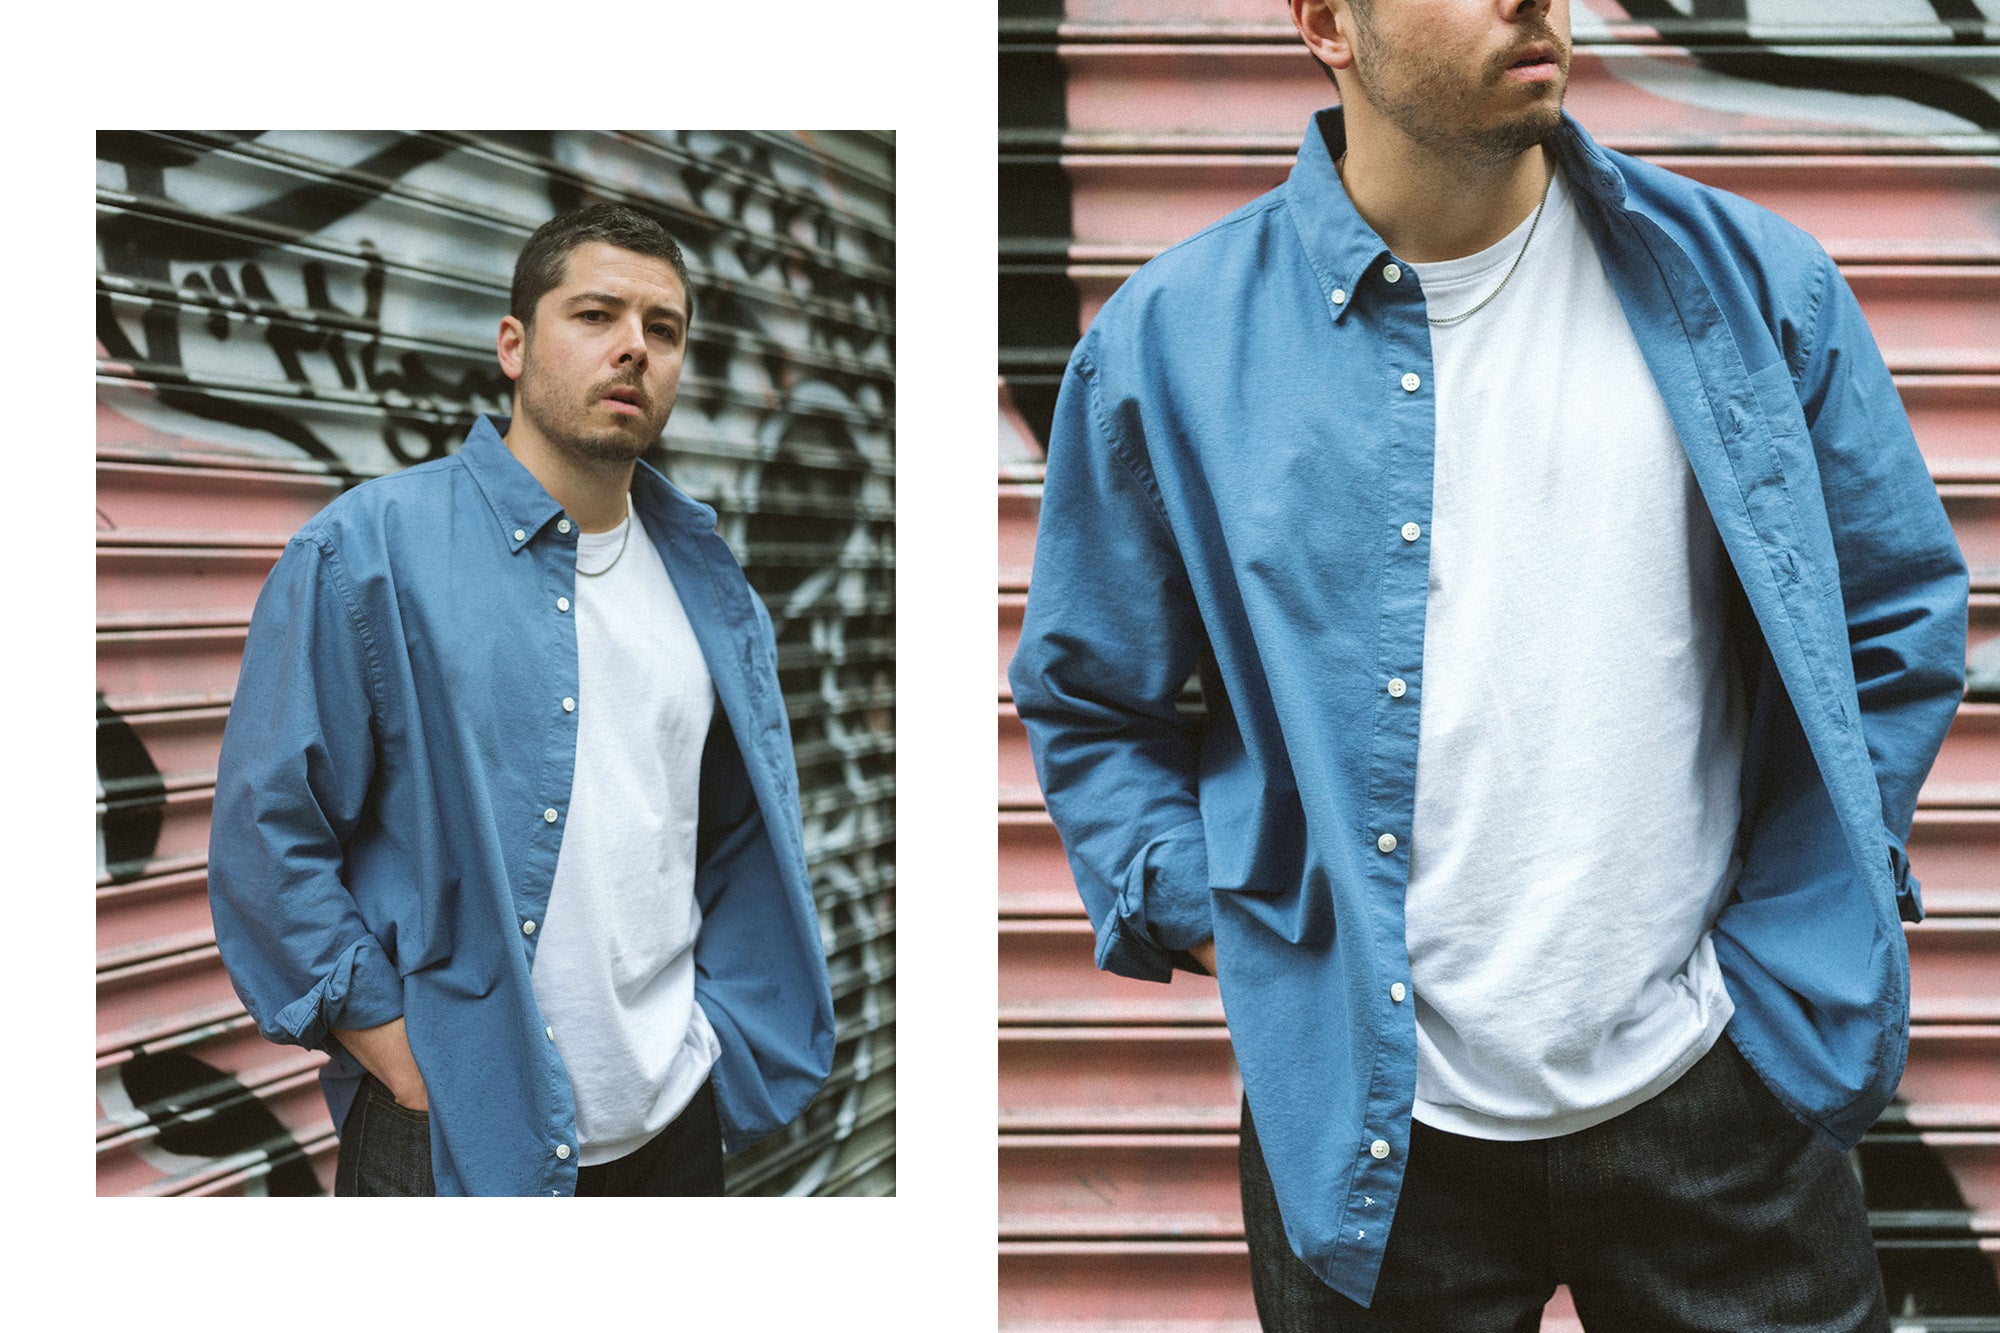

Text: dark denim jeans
xmin=334 ymin=1071 xmax=436 ymax=1196
xmin=1240 ymin=1033 xmax=1888 ymax=1331
xmin=333 ymin=1072 xmax=725 ymax=1197
xmin=574 ymin=1078 xmax=725 ymax=1197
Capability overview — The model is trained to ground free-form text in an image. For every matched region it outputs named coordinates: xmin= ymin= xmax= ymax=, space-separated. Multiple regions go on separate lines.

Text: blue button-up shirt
xmin=209 ymin=415 xmax=834 ymax=1195
xmin=1009 ymin=109 xmax=1967 ymax=1304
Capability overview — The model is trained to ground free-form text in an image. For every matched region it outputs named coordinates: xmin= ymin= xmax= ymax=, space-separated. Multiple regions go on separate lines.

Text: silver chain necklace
xmin=574 ymin=495 xmax=634 ymax=578
xmin=1338 ymin=154 xmax=1555 ymax=327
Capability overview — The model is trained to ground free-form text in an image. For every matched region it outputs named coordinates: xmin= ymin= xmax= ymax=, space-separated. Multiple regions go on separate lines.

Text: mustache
xmin=1498 ymin=27 xmax=1569 ymax=74
xmin=596 ymin=376 xmax=649 ymax=406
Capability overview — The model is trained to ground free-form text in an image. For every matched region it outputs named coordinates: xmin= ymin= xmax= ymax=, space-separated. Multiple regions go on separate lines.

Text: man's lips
xmin=1504 ymin=42 xmax=1560 ymax=80
xmin=600 ymin=386 xmax=646 ymax=415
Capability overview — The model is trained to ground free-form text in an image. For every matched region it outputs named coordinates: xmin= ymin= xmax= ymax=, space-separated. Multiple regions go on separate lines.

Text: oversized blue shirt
xmin=1009 ymin=109 xmax=1968 ymax=1304
xmin=209 ymin=415 xmax=834 ymax=1195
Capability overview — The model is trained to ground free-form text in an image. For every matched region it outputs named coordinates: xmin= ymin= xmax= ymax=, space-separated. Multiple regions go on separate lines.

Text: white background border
xmin=35 ymin=3 xmax=997 ymax=1324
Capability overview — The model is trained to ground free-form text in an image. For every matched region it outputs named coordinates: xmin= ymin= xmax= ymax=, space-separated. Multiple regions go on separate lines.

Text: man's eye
xmin=651 ymin=325 xmax=678 ymax=340
xmin=579 ymin=310 xmax=608 ymax=321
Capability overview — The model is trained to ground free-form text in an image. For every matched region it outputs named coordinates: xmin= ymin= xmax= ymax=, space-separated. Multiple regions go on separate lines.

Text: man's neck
xmin=1336 ymin=109 xmax=1553 ymax=264
xmin=502 ymin=417 xmax=635 ymax=533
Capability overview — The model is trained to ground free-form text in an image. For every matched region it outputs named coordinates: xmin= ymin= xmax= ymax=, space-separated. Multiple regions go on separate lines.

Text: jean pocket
xmin=1717 ymin=1033 xmax=1812 ymax=1147
xmin=336 ymin=1074 xmax=436 ymax=1196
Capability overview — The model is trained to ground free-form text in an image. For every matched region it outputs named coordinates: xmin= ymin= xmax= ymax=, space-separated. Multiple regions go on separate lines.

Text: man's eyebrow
xmin=562 ymin=291 xmax=686 ymax=321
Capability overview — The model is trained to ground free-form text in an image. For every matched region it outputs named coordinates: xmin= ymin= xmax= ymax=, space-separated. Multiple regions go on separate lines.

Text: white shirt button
xmin=513 ymin=528 xmax=526 ymax=542
xmin=1383 ymin=264 xmax=1402 ymax=284
xmin=1370 ymin=1139 xmax=1391 ymax=1159
xmin=1401 ymin=522 xmax=1421 ymax=542
xmin=556 ymin=597 xmax=570 ymax=613
xmin=522 ymin=919 xmax=536 ymax=935
xmin=1391 ymin=983 xmax=1407 ymax=1003
xmin=1401 ymin=372 xmax=1421 ymax=393
xmin=1331 ymin=288 xmax=1347 ymax=306
xmin=543 ymin=807 xmax=558 ymax=823
xmin=555 ymin=1143 xmax=571 ymax=1160
xmin=562 ymin=697 xmax=576 ymax=713
xmin=1387 ymin=678 xmax=1406 ymax=698
xmin=557 ymin=519 xmax=572 ymax=534
xmin=1377 ymin=832 xmax=1398 ymax=853
xmin=546 ymin=1025 xmax=556 ymax=1040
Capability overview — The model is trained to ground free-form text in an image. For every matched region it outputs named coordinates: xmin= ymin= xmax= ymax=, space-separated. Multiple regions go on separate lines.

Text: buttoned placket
xmin=521 ymin=513 xmax=582 ymax=951
xmin=1339 ymin=248 xmax=1436 ymax=1263
xmin=510 ymin=507 xmax=585 ymax=1189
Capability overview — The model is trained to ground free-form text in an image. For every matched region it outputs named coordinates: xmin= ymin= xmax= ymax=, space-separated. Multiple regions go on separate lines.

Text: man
xmin=1009 ymin=0 xmax=1967 ymax=1325
xmin=209 ymin=203 xmax=834 ymax=1196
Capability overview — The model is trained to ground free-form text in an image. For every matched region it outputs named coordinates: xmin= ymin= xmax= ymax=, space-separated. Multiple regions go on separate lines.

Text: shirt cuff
xmin=274 ymin=934 xmax=404 ymax=1049
xmin=1096 ymin=823 xmax=1212 ymax=982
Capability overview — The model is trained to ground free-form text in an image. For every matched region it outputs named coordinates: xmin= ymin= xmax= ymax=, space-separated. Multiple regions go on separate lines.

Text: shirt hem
xmin=574 ymin=1005 xmax=722 ymax=1168
xmin=1411 ymin=1001 xmax=1734 ymax=1141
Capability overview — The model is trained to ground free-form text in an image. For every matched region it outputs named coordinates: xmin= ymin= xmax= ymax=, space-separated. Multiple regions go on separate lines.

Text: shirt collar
xmin=458 ymin=414 xmax=717 ymax=552
xmin=1284 ymin=106 xmax=1627 ymax=325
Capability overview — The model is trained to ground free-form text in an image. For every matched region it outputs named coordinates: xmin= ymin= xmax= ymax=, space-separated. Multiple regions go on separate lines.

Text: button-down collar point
xmin=557 ymin=519 xmax=572 ymax=534
xmin=1331 ymin=288 xmax=1347 ymax=305
xmin=1383 ymin=263 xmax=1402 ymax=284
xmin=512 ymin=528 xmax=526 ymax=542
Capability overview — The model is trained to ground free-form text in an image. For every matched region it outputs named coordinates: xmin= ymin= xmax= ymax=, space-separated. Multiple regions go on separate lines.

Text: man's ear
xmin=496 ymin=314 xmax=527 ymax=382
xmin=1292 ymin=0 xmax=1358 ymax=74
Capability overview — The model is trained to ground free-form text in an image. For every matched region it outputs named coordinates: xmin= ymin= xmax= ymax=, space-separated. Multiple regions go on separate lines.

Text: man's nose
xmin=613 ymin=315 xmax=648 ymax=365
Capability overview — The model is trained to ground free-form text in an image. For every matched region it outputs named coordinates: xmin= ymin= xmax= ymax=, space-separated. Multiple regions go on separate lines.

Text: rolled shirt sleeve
xmin=1009 ymin=338 xmax=1214 ymax=983
xmin=209 ymin=534 xmax=404 ymax=1050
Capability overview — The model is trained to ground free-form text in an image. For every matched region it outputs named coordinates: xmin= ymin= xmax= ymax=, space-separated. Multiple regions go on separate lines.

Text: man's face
xmin=508 ymin=240 xmax=688 ymax=468
xmin=1343 ymin=0 xmax=1571 ymax=166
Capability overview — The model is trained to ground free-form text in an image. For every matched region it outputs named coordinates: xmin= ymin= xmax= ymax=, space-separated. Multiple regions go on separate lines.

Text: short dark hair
xmin=509 ymin=202 xmax=694 ymax=329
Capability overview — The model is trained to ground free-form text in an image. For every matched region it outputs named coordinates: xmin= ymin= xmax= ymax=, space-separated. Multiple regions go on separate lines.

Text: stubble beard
xmin=1350 ymin=23 xmax=1568 ymax=170
xmin=516 ymin=343 xmax=673 ymax=473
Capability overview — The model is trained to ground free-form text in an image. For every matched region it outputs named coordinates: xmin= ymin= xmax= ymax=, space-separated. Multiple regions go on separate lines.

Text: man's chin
xmin=557 ymin=426 xmax=656 ymax=467
xmin=1477 ymin=99 xmax=1565 ymax=164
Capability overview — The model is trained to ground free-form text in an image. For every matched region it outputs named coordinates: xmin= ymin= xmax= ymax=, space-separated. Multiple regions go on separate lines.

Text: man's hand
xmin=1191 ymin=938 xmax=1217 ymax=975
xmin=332 ymin=1016 xmax=428 ymax=1112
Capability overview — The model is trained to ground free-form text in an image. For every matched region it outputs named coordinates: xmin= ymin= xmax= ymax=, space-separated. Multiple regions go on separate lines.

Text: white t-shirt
xmin=530 ymin=505 xmax=720 ymax=1165
xmin=1401 ymin=162 xmax=1748 ymax=1139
